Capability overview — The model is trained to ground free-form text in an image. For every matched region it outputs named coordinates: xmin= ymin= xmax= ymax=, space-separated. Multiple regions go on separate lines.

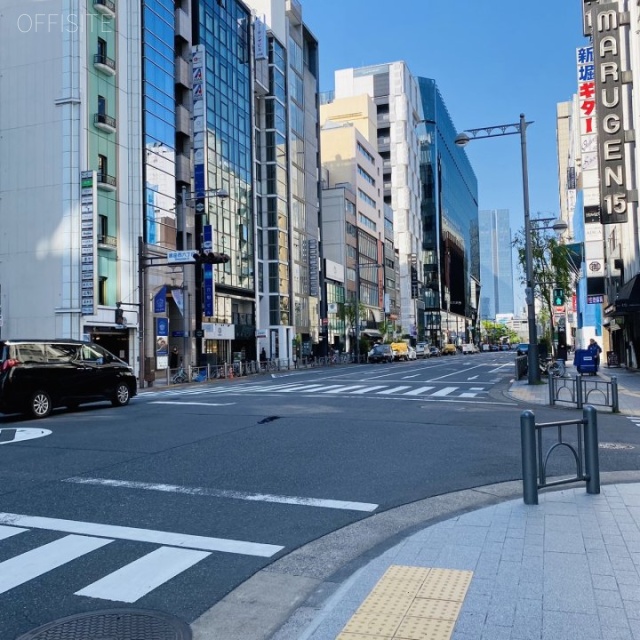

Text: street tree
xmin=513 ymin=221 xmax=572 ymax=353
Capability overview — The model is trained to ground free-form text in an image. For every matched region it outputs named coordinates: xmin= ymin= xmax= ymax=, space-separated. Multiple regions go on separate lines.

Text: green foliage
xmin=481 ymin=320 xmax=518 ymax=344
xmin=513 ymin=221 xmax=572 ymax=337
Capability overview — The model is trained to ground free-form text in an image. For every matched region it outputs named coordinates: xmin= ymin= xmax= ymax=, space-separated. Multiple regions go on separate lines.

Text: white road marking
xmin=402 ymin=374 xmax=421 ymax=379
xmin=459 ymin=392 xmax=479 ymax=398
xmin=64 ymin=477 xmax=379 ymax=512
xmin=467 ymin=375 xmax=478 ymax=380
xmin=325 ymin=385 xmax=367 ymax=393
xmin=0 ymin=535 xmax=113 ymax=595
xmin=151 ymin=401 xmax=236 ymax=406
xmin=403 ymin=386 xmax=435 ymax=396
xmin=470 ymin=387 xmax=484 ymax=391
xmin=276 ymin=384 xmax=328 ymax=393
xmin=427 ymin=364 xmax=487 ymax=381
xmin=0 ymin=525 xmax=27 ymax=541
xmin=0 ymin=428 xmax=51 ymax=445
xmin=75 ymin=546 xmax=211 ymax=602
xmin=376 ymin=386 xmax=411 ymax=395
xmin=349 ymin=386 xmax=387 ymax=394
xmin=0 ymin=512 xmax=283 ymax=557
xmin=431 ymin=387 xmax=458 ymax=397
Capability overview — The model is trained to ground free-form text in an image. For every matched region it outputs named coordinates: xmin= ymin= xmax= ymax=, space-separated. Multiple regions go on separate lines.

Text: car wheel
xmin=112 ymin=383 xmax=131 ymax=407
xmin=28 ymin=390 xmax=52 ymax=419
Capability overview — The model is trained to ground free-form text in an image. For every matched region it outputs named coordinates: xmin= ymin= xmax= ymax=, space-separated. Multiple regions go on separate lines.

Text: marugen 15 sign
xmin=592 ymin=4 xmax=630 ymax=224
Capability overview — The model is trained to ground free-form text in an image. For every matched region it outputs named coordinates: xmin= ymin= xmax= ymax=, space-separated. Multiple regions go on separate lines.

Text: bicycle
xmin=171 ymin=366 xmax=188 ymax=384
xmin=540 ymin=356 xmax=566 ymax=377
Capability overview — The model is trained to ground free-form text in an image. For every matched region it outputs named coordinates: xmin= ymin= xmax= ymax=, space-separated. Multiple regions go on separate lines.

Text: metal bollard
xmin=548 ymin=374 xmax=555 ymax=406
xmin=520 ymin=410 xmax=538 ymax=505
xmin=611 ymin=376 xmax=619 ymax=413
xmin=583 ymin=405 xmax=600 ymax=494
xmin=575 ymin=373 xmax=583 ymax=408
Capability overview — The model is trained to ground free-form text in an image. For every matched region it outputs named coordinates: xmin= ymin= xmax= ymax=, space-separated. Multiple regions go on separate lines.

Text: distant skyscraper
xmin=479 ymin=210 xmax=514 ymax=320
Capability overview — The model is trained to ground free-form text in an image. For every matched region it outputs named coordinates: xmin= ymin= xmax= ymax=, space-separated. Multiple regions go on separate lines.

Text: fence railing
xmin=549 ymin=374 xmax=619 ymax=412
xmin=515 ymin=355 xmax=527 ymax=380
xmin=164 ymin=353 xmax=366 ymax=385
xmin=520 ymin=406 xmax=600 ymax=505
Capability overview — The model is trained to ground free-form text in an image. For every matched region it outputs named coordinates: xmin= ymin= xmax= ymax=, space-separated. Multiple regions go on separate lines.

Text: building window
xmin=97 ymin=37 xmax=106 ymax=58
xmin=98 ymin=95 xmax=106 ymax=115
xmin=98 ymin=276 xmax=107 ymax=306
xmin=358 ymin=189 xmax=376 ymax=208
xmin=357 ymin=141 xmax=375 ymax=164
xmin=358 ymin=213 xmax=376 ymax=231
xmin=357 ymin=165 xmax=376 ymax=186
xmin=98 ymin=154 xmax=107 ymax=177
xmin=99 ymin=214 xmax=108 ymax=241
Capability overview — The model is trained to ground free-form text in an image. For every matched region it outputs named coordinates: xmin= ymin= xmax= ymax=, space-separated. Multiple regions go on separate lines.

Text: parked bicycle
xmin=540 ymin=356 xmax=566 ymax=377
xmin=171 ymin=366 xmax=188 ymax=384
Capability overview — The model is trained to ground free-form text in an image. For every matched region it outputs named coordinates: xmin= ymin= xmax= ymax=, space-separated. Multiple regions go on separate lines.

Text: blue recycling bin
xmin=574 ymin=349 xmax=597 ymax=375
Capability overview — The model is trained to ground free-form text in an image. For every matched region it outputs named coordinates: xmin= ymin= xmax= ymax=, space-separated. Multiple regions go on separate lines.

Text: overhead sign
xmin=592 ymin=4 xmax=629 ymax=224
xmin=167 ymin=251 xmax=196 ymax=264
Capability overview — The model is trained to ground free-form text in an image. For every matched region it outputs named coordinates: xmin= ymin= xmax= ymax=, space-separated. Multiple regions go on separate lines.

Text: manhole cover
xmin=599 ymin=442 xmax=635 ymax=450
xmin=16 ymin=609 xmax=191 ymax=640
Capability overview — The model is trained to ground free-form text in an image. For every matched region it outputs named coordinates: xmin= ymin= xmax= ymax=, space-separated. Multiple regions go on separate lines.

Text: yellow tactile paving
xmin=336 ymin=566 xmax=473 ymax=640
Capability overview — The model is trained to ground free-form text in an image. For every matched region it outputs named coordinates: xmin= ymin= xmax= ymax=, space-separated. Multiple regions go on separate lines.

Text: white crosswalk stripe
xmin=0 ymin=513 xmax=283 ymax=603
xmin=146 ymin=382 xmax=491 ymax=400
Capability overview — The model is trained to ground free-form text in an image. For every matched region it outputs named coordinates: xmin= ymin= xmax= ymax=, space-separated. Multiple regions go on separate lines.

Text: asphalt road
xmin=1 ymin=351 xmax=639 ymax=639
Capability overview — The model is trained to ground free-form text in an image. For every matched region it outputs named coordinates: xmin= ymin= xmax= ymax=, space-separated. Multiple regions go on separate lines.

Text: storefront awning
xmin=612 ymin=275 xmax=640 ymax=313
xmin=362 ymin=329 xmax=383 ymax=339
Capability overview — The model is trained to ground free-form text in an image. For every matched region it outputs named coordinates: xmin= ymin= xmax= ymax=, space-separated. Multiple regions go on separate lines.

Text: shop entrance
xmin=90 ymin=330 xmax=130 ymax=363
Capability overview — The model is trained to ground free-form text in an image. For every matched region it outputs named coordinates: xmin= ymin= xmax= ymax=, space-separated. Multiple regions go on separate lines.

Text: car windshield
xmin=373 ymin=345 xmax=389 ymax=352
xmin=517 ymin=344 xmax=529 ymax=351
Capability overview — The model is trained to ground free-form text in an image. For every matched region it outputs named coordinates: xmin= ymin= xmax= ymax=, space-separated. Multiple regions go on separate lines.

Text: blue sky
xmin=302 ymin=1 xmax=586 ymax=313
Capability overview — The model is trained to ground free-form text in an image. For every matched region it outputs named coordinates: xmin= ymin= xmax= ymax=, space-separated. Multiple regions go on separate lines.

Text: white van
xmin=461 ymin=343 xmax=478 ymax=355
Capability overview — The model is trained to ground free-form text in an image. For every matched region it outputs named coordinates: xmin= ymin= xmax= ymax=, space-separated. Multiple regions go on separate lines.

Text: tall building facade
xmin=478 ymin=209 xmax=514 ymax=321
xmin=416 ymin=78 xmax=479 ymax=347
xmin=320 ymin=95 xmax=387 ymax=350
xmin=0 ymin=2 xmax=142 ymax=361
xmin=332 ymin=63 xmax=423 ymax=339
xmin=248 ymin=0 xmax=322 ymax=361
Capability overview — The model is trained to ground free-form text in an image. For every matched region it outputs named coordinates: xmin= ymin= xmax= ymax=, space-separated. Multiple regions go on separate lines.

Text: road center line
xmin=63 ymin=477 xmax=379 ymax=513
xmin=150 ymin=401 xmax=236 ymax=406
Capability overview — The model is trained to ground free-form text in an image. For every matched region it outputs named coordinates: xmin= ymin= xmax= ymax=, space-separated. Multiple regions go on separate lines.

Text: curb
xmin=190 ymin=471 xmax=640 ymax=640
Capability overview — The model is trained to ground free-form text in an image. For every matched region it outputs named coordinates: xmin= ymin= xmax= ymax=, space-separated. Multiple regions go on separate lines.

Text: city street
xmin=1 ymin=352 xmax=640 ymax=639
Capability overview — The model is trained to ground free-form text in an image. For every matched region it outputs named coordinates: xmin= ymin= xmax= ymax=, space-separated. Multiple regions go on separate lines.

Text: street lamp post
xmin=455 ymin=114 xmax=540 ymax=384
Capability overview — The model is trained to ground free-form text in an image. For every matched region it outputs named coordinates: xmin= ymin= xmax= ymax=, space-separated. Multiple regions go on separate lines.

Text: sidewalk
xmin=262 ymin=367 xmax=640 ymax=639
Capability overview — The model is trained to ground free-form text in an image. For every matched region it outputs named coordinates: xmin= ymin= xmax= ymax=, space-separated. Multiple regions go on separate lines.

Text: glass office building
xmin=195 ymin=0 xmax=255 ymax=362
xmin=417 ymin=77 xmax=479 ymax=346
xmin=478 ymin=209 xmax=514 ymax=320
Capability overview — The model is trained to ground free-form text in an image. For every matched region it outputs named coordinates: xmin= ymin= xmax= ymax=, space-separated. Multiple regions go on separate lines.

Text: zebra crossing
xmin=628 ymin=416 xmax=640 ymax=428
xmin=144 ymin=380 xmax=491 ymax=401
xmin=0 ymin=511 xmax=283 ymax=603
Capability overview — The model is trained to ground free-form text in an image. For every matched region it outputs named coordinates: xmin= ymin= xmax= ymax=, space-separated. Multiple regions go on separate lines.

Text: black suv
xmin=0 ymin=339 xmax=137 ymax=418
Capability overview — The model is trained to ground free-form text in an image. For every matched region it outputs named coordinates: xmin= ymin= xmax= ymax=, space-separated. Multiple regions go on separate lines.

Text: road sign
xmin=167 ymin=251 xmax=196 ymax=264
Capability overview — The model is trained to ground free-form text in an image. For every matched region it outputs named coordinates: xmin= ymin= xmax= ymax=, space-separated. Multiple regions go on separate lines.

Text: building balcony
xmin=175 ymin=104 xmax=190 ymax=136
xmin=96 ymin=173 xmax=117 ymax=191
xmin=176 ymin=153 xmax=191 ymax=184
xmin=93 ymin=0 xmax=115 ymax=19
xmin=175 ymin=6 xmax=191 ymax=42
xmin=175 ymin=56 xmax=190 ymax=89
xmin=94 ymin=113 xmax=117 ymax=134
xmin=286 ymin=0 xmax=302 ymax=25
xmin=98 ymin=234 xmax=117 ymax=250
xmin=93 ymin=53 xmax=116 ymax=76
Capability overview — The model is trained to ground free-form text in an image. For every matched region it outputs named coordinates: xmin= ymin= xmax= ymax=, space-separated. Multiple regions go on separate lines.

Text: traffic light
xmin=192 ymin=251 xmax=230 ymax=265
xmin=553 ymin=288 xmax=565 ymax=306
xmin=114 ymin=304 xmax=124 ymax=325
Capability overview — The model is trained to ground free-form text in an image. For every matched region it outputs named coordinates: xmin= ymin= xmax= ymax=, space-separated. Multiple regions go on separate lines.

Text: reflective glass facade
xmin=142 ymin=0 xmax=176 ymax=249
xmin=417 ymin=77 xmax=478 ymax=343
xmin=197 ymin=0 xmax=254 ymax=341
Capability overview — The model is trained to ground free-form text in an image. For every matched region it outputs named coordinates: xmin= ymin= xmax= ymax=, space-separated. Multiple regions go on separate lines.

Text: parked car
xmin=442 ymin=343 xmax=457 ymax=355
xmin=429 ymin=346 xmax=441 ymax=357
xmin=461 ymin=343 xmax=478 ymax=355
xmin=368 ymin=344 xmax=394 ymax=364
xmin=415 ymin=342 xmax=428 ymax=358
xmin=489 ymin=344 xmax=500 ymax=352
xmin=515 ymin=343 xmax=529 ymax=357
xmin=390 ymin=342 xmax=409 ymax=361
xmin=407 ymin=346 xmax=417 ymax=360
xmin=500 ymin=343 xmax=511 ymax=351
xmin=0 ymin=339 xmax=137 ymax=419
